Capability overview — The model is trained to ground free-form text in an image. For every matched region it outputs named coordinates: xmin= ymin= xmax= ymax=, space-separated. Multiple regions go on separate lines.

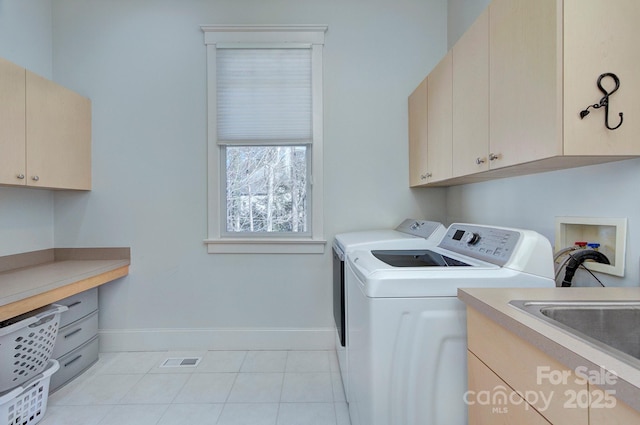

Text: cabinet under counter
xmin=459 ymin=287 xmax=640 ymax=424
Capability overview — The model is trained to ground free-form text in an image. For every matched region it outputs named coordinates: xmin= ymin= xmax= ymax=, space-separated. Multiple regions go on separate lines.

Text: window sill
xmin=204 ymin=238 xmax=326 ymax=254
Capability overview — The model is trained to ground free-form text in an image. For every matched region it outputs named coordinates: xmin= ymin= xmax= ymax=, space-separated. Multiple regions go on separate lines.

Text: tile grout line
xmin=44 ymin=350 xmax=347 ymax=425
xmin=223 ymin=350 xmax=248 ymax=403
xmin=275 ymin=350 xmax=290 ymax=424
xmin=328 ymin=350 xmax=340 ymax=425
xmin=214 ymin=350 xmax=248 ymax=424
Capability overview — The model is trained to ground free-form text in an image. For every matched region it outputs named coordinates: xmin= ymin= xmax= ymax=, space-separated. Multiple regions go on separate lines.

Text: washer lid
xmin=371 ymin=250 xmax=471 ymax=267
xmin=334 ymin=230 xmax=418 ymax=253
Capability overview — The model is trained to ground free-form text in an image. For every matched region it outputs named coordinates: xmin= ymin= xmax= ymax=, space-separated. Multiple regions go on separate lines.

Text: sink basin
xmin=509 ymin=300 xmax=640 ymax=368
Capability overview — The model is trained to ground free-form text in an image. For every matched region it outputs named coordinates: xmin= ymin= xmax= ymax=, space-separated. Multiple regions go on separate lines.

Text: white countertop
xmin=458 ymin=286 xmax=640 ymax=413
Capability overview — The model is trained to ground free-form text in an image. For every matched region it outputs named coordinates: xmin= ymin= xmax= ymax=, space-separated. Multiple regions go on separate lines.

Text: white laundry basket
xmin=0 ymin=360 xmax=59 ymax=425
xmin=0 ymin=305 xmax=67 ymax=392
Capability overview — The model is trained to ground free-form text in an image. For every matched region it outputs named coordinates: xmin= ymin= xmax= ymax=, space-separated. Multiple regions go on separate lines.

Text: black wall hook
xmin=579 ymin=73 xmax=623 ymax=130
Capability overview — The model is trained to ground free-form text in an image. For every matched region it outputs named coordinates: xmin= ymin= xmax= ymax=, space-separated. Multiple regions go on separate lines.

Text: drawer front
xmin=467 ymin=307 xmax=588 ymax=424
xmin=468 ymin=352 xmax=551 ymax=424
xmin=52 ymin=310 xmax=98 ymax=359
xmin=58 ymin=287 xmax=98 ymax=327
xmin=50 ymin=335 xmax=99 ymax=392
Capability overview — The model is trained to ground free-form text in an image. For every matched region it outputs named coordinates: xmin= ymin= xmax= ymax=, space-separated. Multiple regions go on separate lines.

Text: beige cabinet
xmin=467 ymin=306 xmax=640 ymax=424
xmin=26 ymin=71 xmax=92 ymax=190
xmin=466 ymin=307 xmax=588 ymax=424
xmin=589 ymin=387 xmax=640 ymax=424
xmin=411 ymin=0 xmax=640 ymax=187
xmin=408 ymin=77 xmax=429 ymax=186
xmin=0 ymin=57 xmax=91 ymax=190
xmin=488 ymin=0 xmax=561 ymax=169
xmin=408 ymin=52 xmax=452 ymax=186
xmin=563 ymin=0 xmax=640 ymax=156
xmin=0 ymin=58 xmax=27 ymax=186
xmin=468 ymin=352 xmax=551 ymax=424
xmin=452 ymin=8 xmax=489 ymax=177
xmin=489 ymin=0 xmax=640 ymax=170
xmin=426 ymin=51 xmax=452 ymax=183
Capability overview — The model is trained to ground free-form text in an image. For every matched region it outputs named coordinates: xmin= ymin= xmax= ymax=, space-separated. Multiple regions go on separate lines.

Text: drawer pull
xmin=67 ymin=301 xmax=82 ymax=309
xmin=64 ymin=328 xmax=83 ymax=339
xmin=64 ymin=355 xmax=83 ymax=368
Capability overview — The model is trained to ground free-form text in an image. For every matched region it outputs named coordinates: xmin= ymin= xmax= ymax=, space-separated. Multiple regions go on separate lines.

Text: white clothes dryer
xmin=332 ymin=219 xmax=445 ymax=399
xmin=345 ymin=223 xmax=555 ymax=425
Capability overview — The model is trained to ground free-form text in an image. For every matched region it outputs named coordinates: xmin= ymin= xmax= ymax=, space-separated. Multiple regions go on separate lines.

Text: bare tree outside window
xmin=225 ymin=145 xmax=308 ymax=233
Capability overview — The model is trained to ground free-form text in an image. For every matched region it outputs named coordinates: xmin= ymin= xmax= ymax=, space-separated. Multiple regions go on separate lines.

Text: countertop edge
xmin=0 ymin=248 xmax=131 ymax=321
xmin=458 ymin=288 xmax=640 ymax=414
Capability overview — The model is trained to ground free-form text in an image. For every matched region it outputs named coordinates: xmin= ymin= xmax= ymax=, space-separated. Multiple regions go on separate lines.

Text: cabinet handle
xmin=64 ymin=355 xmax=83 ymax=368
xmin=31 ymin=176 xmax=40 ymax=181
xmin=420 ymin=173 xmax=433 ymax=180
xmin=17 ymin=174 xmax=25 ymax=179
xmin=63 ymin=328 xmax=83 ymax=339
xmin=475 ymin=157 xmax=486 ymax=165
xmin=489 ymin=153 xmax=500 ymax=161
xmin=67 ymin=301 xmax=82 ymax=309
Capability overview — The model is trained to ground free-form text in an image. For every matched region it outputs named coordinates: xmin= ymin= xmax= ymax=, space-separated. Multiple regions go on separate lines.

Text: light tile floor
xmin=42 ymin=350 xmax=351 ymax=425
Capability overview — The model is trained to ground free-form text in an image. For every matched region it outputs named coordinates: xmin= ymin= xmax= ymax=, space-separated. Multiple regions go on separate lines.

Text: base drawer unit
xmin=56 ymin=287 xmax=98 ymax=327
xmin=51 ymin=310 xmax=98 ymax=359
xmin=50 ymin=288 xmax=99 ymax=392
xmin=50 ymin=336 xmax=99 ymax=391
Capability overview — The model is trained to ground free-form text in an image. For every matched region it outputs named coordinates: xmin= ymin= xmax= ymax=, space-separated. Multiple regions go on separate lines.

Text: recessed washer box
xmin=555 ymin=216 xmax=627 ymax=277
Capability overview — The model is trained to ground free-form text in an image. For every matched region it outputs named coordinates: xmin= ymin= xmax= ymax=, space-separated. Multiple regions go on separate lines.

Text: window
xmin=202 ymin=25 xmax=327 ymax=253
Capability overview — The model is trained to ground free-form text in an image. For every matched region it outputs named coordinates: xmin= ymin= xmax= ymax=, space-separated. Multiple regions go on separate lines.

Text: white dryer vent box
xmin=555 ymin=216 xmax=627 ymax=277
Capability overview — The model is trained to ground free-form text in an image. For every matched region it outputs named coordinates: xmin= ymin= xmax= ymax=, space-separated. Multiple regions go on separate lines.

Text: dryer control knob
xmin=465 ymin=232 xmax=481 ymax=245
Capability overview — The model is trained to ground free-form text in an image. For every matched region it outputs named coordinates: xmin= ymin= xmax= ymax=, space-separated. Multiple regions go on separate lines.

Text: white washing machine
xmin=345 ymin=223 xmax=555 ymax=425
xmin=332 ymin=219 xmax=445 ymax=399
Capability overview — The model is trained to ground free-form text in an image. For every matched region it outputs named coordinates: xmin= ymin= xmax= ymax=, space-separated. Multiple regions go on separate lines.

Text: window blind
xmin=216 ymin=48 xmax=312 ymax=143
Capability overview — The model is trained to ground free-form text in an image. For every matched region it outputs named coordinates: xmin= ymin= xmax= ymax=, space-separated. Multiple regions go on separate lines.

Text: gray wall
xmin=0 ymin=0 xmax=54 ymax=256
xmin=446 ymin=1 xmax=640 ymax=287
xmin=49 ymin=0 xmax=448 ymax=350
xmin=6 ymin=0 xmax=627 ymax=352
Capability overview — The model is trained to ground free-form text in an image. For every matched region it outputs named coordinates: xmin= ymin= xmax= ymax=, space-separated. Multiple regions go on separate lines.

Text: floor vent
xmin=160 ymin=357 xmax=202 ymax=368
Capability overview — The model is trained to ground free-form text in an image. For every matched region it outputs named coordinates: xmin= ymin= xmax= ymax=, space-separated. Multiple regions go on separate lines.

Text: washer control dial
xmin=465 ymin=232 xmax=481 ymax=245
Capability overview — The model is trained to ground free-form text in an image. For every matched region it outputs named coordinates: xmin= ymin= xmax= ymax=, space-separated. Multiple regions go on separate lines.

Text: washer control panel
xmin=438 ymin=224 xmax=521 ymax=266
xmin=395 ymin=219 xmax=444 ymax=239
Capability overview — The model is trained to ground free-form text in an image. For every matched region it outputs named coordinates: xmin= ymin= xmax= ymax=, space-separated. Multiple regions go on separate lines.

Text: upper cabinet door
xmin=563 ymin=0 xmax=640 ymax=155
xmin=26 ymin=71 xmax=92 ymax=190
xmin=452 ymin=8 xmax=489 ymax=178
xmin=426 ymin=51 xmax=453 ymax=182
xmin=408 ymin=77 xmax=429 ymax=187
xmin=0 ymin=58 xmax=26 ymax=186
xmin=489 ymin=0 xmax=562 ymax=169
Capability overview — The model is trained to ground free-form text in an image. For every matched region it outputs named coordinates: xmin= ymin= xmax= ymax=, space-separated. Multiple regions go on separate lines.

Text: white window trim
xmin=202 ymin=25 xmax=327 ymax=254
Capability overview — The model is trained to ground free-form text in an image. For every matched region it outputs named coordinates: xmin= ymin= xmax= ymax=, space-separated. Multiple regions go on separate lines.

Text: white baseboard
xmin=98 ymin=327 xmax=336 ymax=352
